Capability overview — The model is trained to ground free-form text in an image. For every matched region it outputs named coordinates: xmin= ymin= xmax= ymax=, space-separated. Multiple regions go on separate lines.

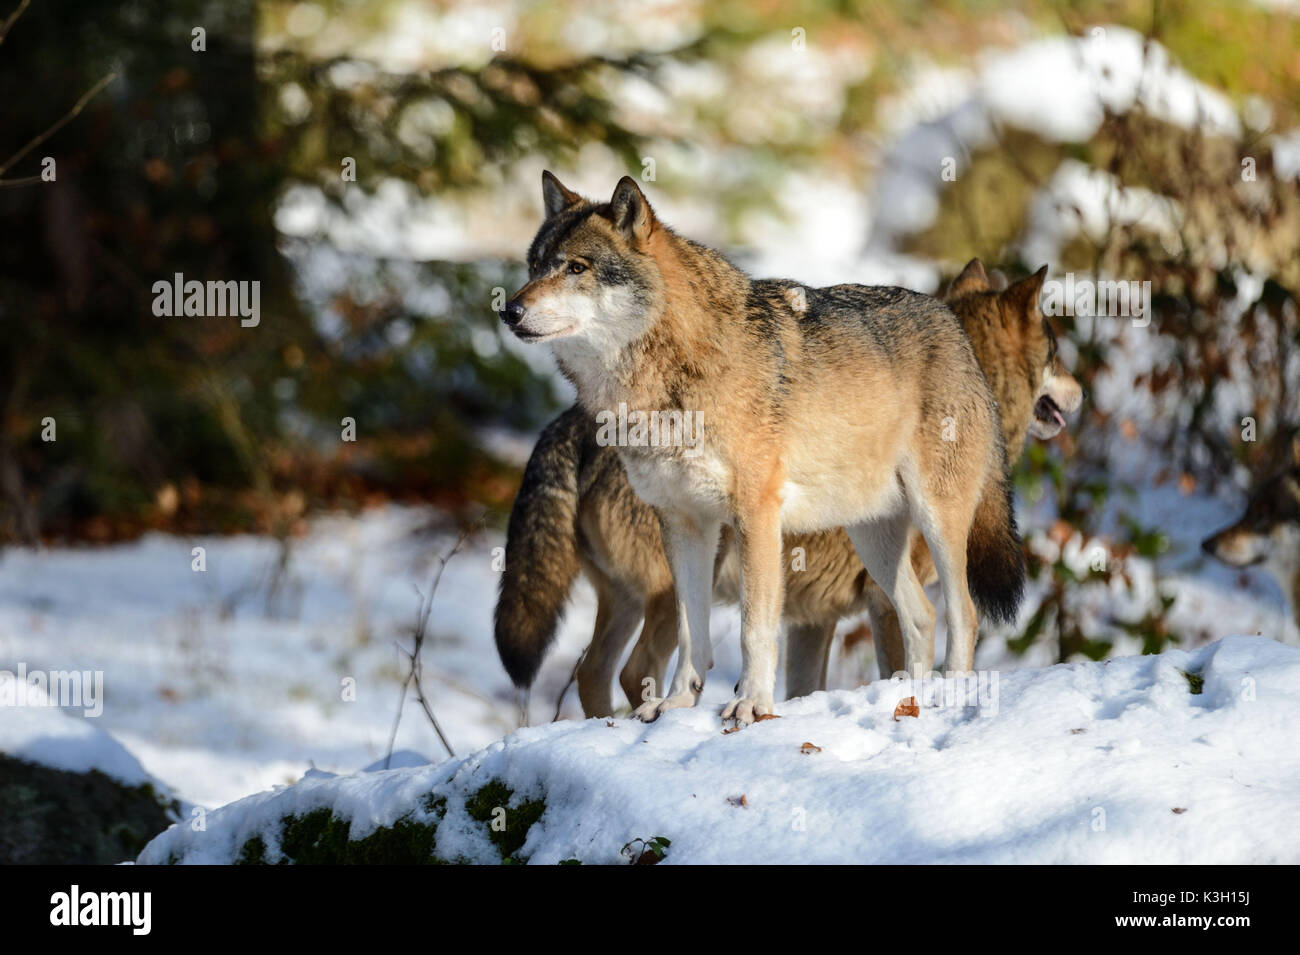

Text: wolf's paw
xmin=721 ymin=695 xmax=774 ymax=726
xmin=632 ymin=691 xmax=698 ymax=722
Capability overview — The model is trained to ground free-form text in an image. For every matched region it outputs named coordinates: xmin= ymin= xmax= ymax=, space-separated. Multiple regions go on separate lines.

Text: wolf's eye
xmin=567 ymin=262 xmax=586 ymax=275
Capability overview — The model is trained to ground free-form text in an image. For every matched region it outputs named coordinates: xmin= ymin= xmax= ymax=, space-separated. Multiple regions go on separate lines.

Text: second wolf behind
xmin=496 ymin=258 xmax=1082 ymax=717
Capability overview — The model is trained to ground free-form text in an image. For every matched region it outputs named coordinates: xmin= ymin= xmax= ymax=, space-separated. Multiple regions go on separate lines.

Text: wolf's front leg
xmin=722 ymin=502 xmax=782 ymax=725
xmin=631 ymin=511 xmax=720 ymax=722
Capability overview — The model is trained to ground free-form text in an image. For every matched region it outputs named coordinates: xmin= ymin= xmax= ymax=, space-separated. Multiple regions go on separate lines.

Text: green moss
xmin=234 ymin=798 xmax=444 ymax=865
xmin=464 ymin=780 xmax=513 ymax=821
xmin=277 ymin=808 xmax=350 ymax=864
xmin=465 ymin=780 xmax=547 ymax=862
xmin=1182 ymin=670 xmax=1205 ymax=695
xmin=236 ymin=834 xmax=268 ymax=865
xmin=228 ymin=780 xmax=546 ymax=865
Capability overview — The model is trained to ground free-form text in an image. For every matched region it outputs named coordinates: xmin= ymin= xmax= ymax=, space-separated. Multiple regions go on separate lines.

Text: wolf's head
xmin=1202 ymin=450 xmax=1300 ymax=569
xmin=501 ymin=172 xmax=665 ymax=352
xmin=947 ymin=259 xmax=1083 ymax=451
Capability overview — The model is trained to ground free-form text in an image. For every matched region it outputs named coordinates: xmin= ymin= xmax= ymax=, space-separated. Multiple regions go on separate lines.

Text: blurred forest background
xmin=2 ymin=0 xmax=1299 ymax=664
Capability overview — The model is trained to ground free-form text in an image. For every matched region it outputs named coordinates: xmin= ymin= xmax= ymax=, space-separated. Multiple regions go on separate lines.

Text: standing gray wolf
xmin=1202 ymin=442 xmax=1300 ymax=628
xmin=495 ymin=259 xmax=1080 ymax=716
xmin=498 ymin=173 xmax=1025 ymax=724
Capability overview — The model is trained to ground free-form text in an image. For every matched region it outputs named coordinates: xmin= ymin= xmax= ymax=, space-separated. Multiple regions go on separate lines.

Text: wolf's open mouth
xmin=1034 ymin=394 xmax=1066 ymax=429
xmin=513 ymin=324 xmax=577 ymax=343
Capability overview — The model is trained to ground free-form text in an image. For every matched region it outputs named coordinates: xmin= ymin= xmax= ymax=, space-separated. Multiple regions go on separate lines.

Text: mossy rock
xmin=464 ymin=780 xmax=546 ymax=861
xmin=0 ymin=754 xmax=175 ymax=864
xmin=231 ymin=779 xmax=548 ymax=864
xmin=235 ymin=804 xmax=444 ymax=865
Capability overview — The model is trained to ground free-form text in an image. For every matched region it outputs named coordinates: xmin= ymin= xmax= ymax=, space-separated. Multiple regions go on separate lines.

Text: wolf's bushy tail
xmin=966 ymin=462 xmax=1026 ymax=625
xmin=494 ymin=406 xmax=586 ymax=688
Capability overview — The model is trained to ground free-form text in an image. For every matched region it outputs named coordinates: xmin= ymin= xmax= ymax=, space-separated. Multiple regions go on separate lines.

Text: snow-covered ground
xmin=138 ymin=635 xmax=1300 ymax=864
xmin=0 ymin=497 xmax=1292 ymax=819
xmin=0 ymin=507 xmax=545 ymax=808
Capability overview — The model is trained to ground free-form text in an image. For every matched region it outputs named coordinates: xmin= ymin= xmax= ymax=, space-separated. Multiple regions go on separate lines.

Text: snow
xmin=1019 ymin=160 xmax=1183 ymax=269
xmin=0 ymin=670 xmax=156 ymax=789
xmin=0 ymin=507 xmax=547 ymax=807
xmin=979 ymin=27 xmax=1239 ymax=143
xmin=1274 ymin=128 xmax=1300 ymax=181
xmin=138 ymin=636 xmax=1300 ymax=864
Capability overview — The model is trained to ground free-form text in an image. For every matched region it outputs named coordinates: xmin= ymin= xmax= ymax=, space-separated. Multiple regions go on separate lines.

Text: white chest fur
xmin=620 ymin=444 xmax=732 ymax=519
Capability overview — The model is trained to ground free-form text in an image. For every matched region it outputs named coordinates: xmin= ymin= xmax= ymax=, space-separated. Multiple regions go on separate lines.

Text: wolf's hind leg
xmin=619 ymin=589 xmax=676 ymax=708
xmin=785 ymin=621 xmax=835 ymax=699
xmin=905 ymin=487 xmax=979 ymax=674
xmin=865 ymin=581 xmax=908 ymax=679
xmin=632 ymin=512 xmax=719 ymax=721
xmin=922 ymin=522 xmax=978 ymax=674
xmin=846 ymin=513 xmax=936 ymax=678
xmin=576 ymin=579 xmax=643 ymax=718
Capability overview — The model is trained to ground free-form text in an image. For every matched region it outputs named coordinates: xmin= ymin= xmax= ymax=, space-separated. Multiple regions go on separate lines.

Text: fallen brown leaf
xmin=893 ymin=696 xmax=919 ymax=720
xmin=800 ymin=742 xmax=822 ymax=755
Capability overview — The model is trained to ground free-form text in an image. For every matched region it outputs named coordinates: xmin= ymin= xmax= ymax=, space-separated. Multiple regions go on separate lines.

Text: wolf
xmin=498 ymin=173 xmax=1025 ymax=724
xmin=1202 ymin=442 xmax=1300 ymax=628
xmin=495 ymin=258 xmax=1081 ymax=716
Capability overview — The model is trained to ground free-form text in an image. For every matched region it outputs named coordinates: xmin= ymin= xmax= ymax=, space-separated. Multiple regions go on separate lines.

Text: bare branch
xmin=0 ymin=0 xmax=30 ymax=47
xmin=0 ymin=70 xmax=118 ymax=179
xmin=552 ymin=651 xmax=583 ymax=723
xmin=383 ymin=522 xmax=481 ymax=768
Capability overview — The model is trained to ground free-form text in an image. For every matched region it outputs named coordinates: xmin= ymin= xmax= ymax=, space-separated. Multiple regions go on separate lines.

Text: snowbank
xmin=0 ymin=670 xmax=155 ymax=788
xmin=0 ymin=672 xmax=179 ymax=864
xmin=139 ymin=636 xmax=1300 ymax=864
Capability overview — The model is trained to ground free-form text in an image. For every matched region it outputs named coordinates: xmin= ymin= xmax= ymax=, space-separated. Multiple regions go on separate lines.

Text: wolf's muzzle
xmin=500 ymin=299 xmax=525 ymax=328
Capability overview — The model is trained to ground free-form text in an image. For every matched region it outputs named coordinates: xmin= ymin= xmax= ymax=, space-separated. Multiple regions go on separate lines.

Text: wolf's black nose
xmin=1200 ymin=536 xmax=1215 ymax=555
xmin=500 ymin=299 xmax=525 ymax=327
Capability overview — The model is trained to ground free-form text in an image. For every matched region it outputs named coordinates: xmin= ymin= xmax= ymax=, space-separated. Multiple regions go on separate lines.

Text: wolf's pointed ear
xmin=948 ymin=258 xmax=989 ymax=299
xmin=1003 ymin=265 xmax=1048 ymax=316
xmin=542 ymin=171 xmax=582 ymax=218
xmin=609 ymin=176 xmax=654 ymax=245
